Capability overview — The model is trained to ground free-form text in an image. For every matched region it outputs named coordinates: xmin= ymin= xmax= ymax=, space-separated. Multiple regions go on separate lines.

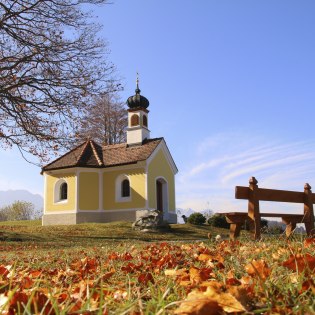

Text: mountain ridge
xmin=0 ymin=190 xmax=43 ymax=210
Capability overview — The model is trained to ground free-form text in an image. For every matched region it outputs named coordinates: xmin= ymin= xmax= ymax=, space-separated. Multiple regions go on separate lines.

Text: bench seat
xmin=218 ymin=212 xmax=308 ymax=239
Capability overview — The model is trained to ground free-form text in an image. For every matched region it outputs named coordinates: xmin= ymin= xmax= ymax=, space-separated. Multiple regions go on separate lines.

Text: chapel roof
xmin=41 ymin=138 xmax=163 ymax=173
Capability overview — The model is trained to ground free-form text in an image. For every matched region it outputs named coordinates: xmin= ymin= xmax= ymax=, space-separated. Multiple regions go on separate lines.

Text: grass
xmin=0 ymin=220 xmax=229 ymax=246
xmin=0 ymin=220 xmax=314 ymax=314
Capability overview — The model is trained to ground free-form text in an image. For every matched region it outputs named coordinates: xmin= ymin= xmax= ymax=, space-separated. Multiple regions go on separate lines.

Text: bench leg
xmin=285 ymin=222 xmax=296 ymax=237
xmin=230 ymin=223 xmax=242 ymax=240
xmin=305 ymin=221 xmax=315 ymax=236
xmin=248 ymin=218 xmax=261 ymax=240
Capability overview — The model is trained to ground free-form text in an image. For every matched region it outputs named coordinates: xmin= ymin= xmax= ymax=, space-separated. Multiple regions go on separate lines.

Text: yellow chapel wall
xmin=103 ymin=168 xmax=146 ymax=210
xmin=148 ymin=149 xmax=176 ymax=212
xmin=45 ymin=172 xmax=76 ymax=211
xmin=78 ymin=172 xmax=99 ymax=210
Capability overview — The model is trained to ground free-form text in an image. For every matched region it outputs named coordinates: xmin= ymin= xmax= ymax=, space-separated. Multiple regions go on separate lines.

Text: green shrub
xmin=187 ymin=212 xmax=206 ymax=225
xmin=207 ymin=214 xmax=230 ymax=229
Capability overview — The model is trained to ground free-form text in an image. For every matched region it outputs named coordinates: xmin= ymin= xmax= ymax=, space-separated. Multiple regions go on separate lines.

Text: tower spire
xmin=135 ymin=72 xmax=140 ymax=94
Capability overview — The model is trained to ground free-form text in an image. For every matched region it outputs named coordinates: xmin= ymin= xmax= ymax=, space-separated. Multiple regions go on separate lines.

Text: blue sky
xmin=1 ymin=1 xmax=315 ymax=214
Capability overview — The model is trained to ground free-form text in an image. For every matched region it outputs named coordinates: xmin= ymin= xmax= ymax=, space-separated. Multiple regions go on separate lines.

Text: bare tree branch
xmin=76 ymin=93 xmax=127 ymax=146
xmin=0 ymin=0 xmax=120 ymax=165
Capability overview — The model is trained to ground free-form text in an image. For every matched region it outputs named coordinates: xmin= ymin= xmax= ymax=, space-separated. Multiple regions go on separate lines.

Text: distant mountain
xmin=0 ymin=190 xmax=43 ymax=210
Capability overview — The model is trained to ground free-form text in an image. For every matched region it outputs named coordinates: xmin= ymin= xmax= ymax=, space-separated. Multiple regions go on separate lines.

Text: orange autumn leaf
xmin=9 ymin=291 xmax=29 ymax=314
xmin=174 ymin=297 xmax=222 ymax=315
xmin=226 ymin=278 xmax=241 ymax=286
xmin=31 ymin=291 xmax=55 ymax=315
xmin=164 ymin=268 xmax=187 ymax=277
xmin=282 ymin=254 xmax=315 ymax=273
xmin=138 ymin=272 xmax=154 ymax=285
xmin=189 ymin=267 xmax=212 ymax=284
xmin=174 ymin=285 xmax=246 ymax=314
xmin=102 ymin=269 xmax=115 ymax=280
xmin=304 ymin=237 xmax=315 ymax=248
xmin=0 ymin=266 xmax=9 ymax=277
xmin=245 ymin=259 xmax=271 ymax=279
xmin=21 ymin=276 xmax=34 ymax=289
xmin=300 ymin=279 xmax=315 ymax=294
xmin=29 ymin=270 xmax=42 ymax=278
xmin=197 ymin=253 xmax=213 ymax=262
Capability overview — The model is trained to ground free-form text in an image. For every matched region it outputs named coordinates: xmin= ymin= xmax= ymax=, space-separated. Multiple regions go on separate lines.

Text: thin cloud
xmin=176 ymin=133 xmax=315 ymax=212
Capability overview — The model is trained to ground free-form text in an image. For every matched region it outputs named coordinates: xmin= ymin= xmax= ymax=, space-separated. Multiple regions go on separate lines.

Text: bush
xmin=207 ymin=214 xmax=230 ymax=229
xmin=187 ymin=212 xmax=206 ymax=225
xmin=0 ymin=201 xmax=36 ymax=221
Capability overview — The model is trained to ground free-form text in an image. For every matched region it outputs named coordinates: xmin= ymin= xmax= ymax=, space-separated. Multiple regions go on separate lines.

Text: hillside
xmin=0 ymin=220 xmax=229 ymax=245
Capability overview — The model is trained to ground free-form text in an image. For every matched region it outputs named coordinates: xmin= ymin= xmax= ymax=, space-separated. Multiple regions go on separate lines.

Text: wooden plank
xmin=219 ymin=212 xmax=247 ymax=216
xmin=257 ymin=188 xmax=304 ymax=203
xmin=260 ymin=213 xmax=304 ymax=218
xmin=225 ymin=214 xmax=247 ymax=223
xmin=282 ymin=215 xmax=306 ymax=224
xmin=235 ymin=186 xmax=249 ymax=200
xmin=236 ymin=186 xmax=315 ymax=204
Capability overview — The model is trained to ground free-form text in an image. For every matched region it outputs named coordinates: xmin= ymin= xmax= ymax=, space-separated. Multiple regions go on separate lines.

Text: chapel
xmin=41 ymin=80 xmax=178 ymax=225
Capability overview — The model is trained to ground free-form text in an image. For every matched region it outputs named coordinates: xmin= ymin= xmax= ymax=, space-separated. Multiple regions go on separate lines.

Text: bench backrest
xmin=235 ymin=177 xmax=314 ymax=238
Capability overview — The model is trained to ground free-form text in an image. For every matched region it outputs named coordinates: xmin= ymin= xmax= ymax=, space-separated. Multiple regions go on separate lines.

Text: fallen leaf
xmin=138 ymin=272 xmax=154 ymax=285
xmin=174 ymin=297 xmax=222 ymax=315
xmin=175 ymin=286 xmax=246 ymax=314
xmin=164 ymin=269 xmax=187 ymax=277
xmin=245 ymin=260 xmax=271 ymax=279
xmin=304 ymin=237 xmax=315 ymax=248
xmin=189 ymin=267 xmax=212 ymax=284
xmin=282 ymin=254 xmax=315 ymax=273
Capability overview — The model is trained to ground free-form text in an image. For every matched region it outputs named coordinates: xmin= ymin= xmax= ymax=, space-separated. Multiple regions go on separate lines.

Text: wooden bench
xmin=220 ymin=177 xmax=315 ymax=240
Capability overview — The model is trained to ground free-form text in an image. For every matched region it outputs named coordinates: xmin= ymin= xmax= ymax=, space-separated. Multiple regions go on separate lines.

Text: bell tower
xmin=126 ymin=75 xmax=150 ymax=145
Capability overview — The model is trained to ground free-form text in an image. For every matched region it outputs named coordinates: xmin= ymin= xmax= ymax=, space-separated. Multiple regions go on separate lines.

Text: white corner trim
xmin=75 ymin=170 xmax=79 ymax=212
xmin=104 ymin=208 xmax=147 ymax=212
xmin=144 ymin=168 xmax=148 ymax=209
xmin=43 ymin=173 xmax=47 ymax=215
xmin=44 ymin=210 xmax=77 ymax=215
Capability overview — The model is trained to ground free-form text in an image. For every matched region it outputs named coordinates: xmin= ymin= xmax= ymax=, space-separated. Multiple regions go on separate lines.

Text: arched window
xmin=131 ymin=114 xmax=139 ymax=126
xmin=54 ymin=179 xmax=68 ymax=203
xmin=60 ymin=182 xmax=68 ymax=200
xmin=115 ymin=175 xmax=131 ymax=202
xmin=121 ymin=179 xmax=130 ymax=197
xmin=143 ymin=115 xmax=148 ymax=127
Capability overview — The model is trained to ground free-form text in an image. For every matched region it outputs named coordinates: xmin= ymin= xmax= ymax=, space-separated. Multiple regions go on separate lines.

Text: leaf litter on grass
xmin=0 ymin=237 xmax=314 ymax=314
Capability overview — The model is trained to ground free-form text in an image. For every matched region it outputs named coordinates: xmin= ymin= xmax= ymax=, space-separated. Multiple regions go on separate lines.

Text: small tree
xmin=0 ymin=201 xmax=35 ymax=221
xmin=207 ymin=214 xmax=230 ymax=229
xmin=76 ymin=93 xmax=127 ymax=145
xmin=187 ymin=212 xmax=206 ymax=225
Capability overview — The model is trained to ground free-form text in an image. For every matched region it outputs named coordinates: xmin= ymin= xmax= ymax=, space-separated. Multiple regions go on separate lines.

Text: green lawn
xmin=0 ymin=220 xmax=314 ymax=314
xmin=0 ymin=220 xmax=229 ymax=247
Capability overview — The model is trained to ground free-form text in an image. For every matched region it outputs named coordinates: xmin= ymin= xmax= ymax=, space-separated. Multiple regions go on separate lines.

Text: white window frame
xmin=115 ymin=174 xmax=131 ymax=202
xmin=54 ymin=179 xmax=68 ymax=204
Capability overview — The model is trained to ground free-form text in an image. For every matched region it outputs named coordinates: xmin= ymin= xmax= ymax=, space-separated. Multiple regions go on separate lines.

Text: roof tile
xmin=42 ymin=138 xmax=163 ymax=173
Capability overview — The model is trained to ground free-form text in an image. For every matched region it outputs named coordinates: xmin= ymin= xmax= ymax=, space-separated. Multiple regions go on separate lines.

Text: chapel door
xmin=156 ymin=180 xmax=163 ymax=212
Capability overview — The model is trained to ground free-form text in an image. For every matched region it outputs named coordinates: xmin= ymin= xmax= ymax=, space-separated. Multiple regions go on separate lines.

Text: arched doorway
xmin=156 ymin=178 xmax=168 ymax=219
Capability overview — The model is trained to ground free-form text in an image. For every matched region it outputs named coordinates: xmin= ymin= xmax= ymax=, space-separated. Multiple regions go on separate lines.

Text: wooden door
xmin=156 ymin=180 xmax=163 ymax=212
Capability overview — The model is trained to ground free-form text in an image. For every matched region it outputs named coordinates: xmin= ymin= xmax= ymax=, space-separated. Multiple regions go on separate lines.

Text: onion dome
xmin=127 ymin=75 xmax=149 ymax=109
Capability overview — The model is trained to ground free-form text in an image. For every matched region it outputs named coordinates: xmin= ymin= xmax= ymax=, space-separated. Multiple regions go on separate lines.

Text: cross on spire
xmin=135 ymin=72 xmax=141 ymax=94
